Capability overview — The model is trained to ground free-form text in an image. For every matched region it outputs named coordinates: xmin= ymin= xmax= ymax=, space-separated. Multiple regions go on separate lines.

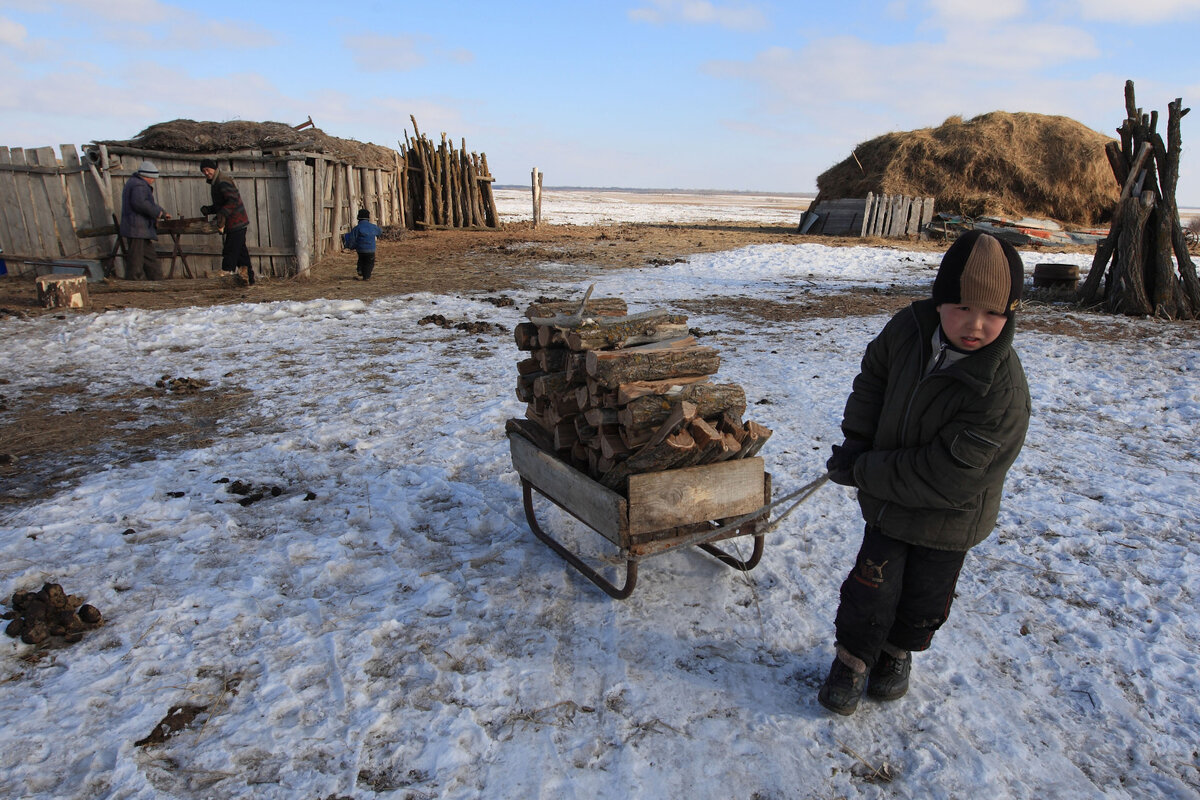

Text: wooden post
xmin=286 ymin=159 xmax=311 ymax=276
xmin=859 ymin=192 xmax=874 ymax=237
xmin=532 ymin=167 xmax=543 ymax=227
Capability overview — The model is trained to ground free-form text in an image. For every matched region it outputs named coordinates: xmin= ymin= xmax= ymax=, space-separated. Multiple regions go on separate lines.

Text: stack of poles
xmin=402 ymin=115 xmax=499 ymax=230
xmin=513 ymin=295 xmax=773 ymax=493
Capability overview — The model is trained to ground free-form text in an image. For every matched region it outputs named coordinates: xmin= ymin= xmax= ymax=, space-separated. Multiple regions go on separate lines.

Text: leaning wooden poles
xmin=401 ymin=116 xmax=499 ymax=230
xmin=1077 ymin=80 xmax=1199 ymax=319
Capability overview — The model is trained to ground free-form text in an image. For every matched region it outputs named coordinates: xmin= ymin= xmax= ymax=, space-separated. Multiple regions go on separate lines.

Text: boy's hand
xmin=826 ymin=439 xmax=869 ymax=486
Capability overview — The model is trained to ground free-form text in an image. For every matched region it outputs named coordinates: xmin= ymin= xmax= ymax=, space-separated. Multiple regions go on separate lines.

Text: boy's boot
xmin=817 ymin=646 xmax=868 ymax=716
xmin=867 ymin=643 xmax=910 ymax=701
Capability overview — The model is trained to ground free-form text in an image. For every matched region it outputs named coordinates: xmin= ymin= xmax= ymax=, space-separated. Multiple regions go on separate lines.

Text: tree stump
xmin=36 ymin=275 xmax=89 ymax=309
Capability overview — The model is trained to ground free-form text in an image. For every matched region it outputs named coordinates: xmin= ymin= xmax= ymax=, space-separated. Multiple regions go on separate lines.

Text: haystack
xmin=816 ymin=112 xmax=1118 ymax=226
xmin=99 ymin=119 xmax=399 ymax=168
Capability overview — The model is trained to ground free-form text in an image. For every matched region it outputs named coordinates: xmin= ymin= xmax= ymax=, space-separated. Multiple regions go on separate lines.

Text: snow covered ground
xmin=1 ymin=193 xmax=1198 ymax=799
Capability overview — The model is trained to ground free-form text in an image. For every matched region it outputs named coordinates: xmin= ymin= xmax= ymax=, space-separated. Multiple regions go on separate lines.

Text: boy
xmin=818 ymin=230 xmax=1031 ymax=716
xmin=344 ymin=209 xmax=381 ymax=280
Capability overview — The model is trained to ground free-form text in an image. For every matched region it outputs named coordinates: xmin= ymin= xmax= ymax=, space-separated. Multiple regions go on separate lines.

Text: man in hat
xmin=119 ymin=160 xmax=169 ymax=280
xmin=199 ymin=158 xmax=254 ymax=285
xmin=816 ymin=230 xmax=1031 ymax=716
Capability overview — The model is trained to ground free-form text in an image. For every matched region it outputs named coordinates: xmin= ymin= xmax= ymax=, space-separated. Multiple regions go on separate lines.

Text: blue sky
xmin=2 ymin=0 xmax=1199 ymax=203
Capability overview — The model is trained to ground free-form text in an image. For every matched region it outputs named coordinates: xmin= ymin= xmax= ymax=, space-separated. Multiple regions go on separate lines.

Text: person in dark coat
xmin=199 ymin=158 xmax=254 ymax=285
xmin=119 ymin=161 xmax=169 ymax=280
xmin=343 ymin=209 xmax=381 ymax=280
xmin=817 ymin=231 xmax=1032 ymax=716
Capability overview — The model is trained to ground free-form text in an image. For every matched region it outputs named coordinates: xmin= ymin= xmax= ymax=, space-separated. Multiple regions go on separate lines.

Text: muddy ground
xmin=0 ymin=222 xmax=960 ymax=318
xmin=0 ymin=221 xmax=1117 ymax=506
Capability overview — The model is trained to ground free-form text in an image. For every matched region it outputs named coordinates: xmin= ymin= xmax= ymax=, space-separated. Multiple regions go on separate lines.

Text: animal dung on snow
xmin=510 ymin=290 xmax=771 ymax=492
xmin=3 ymin=582 xmax=104 ymax=645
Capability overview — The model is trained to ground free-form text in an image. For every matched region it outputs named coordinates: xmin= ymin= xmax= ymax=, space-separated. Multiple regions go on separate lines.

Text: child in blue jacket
xmin=344 ymin=209 xmax=381 ymax=280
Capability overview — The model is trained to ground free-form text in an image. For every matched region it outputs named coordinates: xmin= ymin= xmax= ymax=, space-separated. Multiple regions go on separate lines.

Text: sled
xmin=508 ymin=424 xmax=771 ymax=599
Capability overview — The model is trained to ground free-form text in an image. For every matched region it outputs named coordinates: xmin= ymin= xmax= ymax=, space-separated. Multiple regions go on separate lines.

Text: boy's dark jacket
xmin=343 ymin=220 xmax=381 ymax=252
xmin=842 ymin=298 xmax=1030 ymax=551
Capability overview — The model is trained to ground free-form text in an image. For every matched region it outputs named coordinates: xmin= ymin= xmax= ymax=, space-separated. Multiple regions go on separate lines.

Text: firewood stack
xmin=510 ymin=289 xmax=772 ymax=493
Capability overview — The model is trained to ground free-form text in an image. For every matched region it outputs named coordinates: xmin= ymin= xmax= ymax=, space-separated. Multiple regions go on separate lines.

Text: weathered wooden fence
xmin=0 ymin=143 xmax=404 ymax=279
xmin=801 ymin=193 xmax=935 ymax=239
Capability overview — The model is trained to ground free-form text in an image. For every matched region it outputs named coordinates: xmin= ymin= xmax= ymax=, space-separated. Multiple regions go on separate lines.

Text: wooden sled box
xmin=508 ymin=425 xmax=771 ymax=598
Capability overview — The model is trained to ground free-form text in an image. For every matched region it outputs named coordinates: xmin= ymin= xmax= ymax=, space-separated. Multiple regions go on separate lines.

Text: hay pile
xmin=100 ymin=119 xmax=399 ymax=169
xmin=816 ymin=112 xmax=1118 ymax=226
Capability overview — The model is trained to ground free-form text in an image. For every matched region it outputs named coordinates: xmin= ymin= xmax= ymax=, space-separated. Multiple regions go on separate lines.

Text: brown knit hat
xmin=932 ymin=231 xmax=1024 ymax=315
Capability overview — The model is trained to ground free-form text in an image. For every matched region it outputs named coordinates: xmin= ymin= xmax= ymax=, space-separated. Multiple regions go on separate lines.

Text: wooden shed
xmin=0 ymin=136 xmax=404 ymax=280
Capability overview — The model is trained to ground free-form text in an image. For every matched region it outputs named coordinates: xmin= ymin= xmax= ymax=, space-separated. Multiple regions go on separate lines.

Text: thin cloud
xmin=629 ymin=0 xmax=767 ymax=31
xmin=1074 ymin=0 xmax=1200 ymax=23
xmin=708 ymin=20 xmax=1098 ymax=116
xmin=37 ymin=0 xmax=172 ymax=25
xmin=345 ymin=34 xmax=474 ymax=73
xmin=926 ymin=0 xmax=1027 ymax=23
xmin=0 ymin=15 xmax=26 ymax=48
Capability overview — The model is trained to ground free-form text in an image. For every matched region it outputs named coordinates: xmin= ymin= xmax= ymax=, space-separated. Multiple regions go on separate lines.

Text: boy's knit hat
xmin=932 ymin=230 xmax=1024 ymax=315
xmin=138 ymin=161 xmax=159 ymax=177
xmin=199 ymin=158 xmax=218 ymax=171
xmin=357 ymin=209 xmax=370 ymax=220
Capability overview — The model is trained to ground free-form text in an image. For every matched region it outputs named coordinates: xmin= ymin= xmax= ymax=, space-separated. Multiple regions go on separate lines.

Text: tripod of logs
xmin=1077 ymin=80 xmax=1200 ymax=319
xmin=510 ymin=287 xmax=772 ymax=493
xmin=401 ymin=115 xmax=499 ymax=230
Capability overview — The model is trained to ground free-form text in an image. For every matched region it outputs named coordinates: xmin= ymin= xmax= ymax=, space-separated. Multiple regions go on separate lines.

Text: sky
xmin=2 ymin=192 xmax=1199 ymax=798
xmin=1 ymin=1 xmax=1200 ymax=201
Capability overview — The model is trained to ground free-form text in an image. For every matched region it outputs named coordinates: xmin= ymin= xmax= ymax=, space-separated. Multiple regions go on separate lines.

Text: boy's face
xmin=937 ymin=303 xmax=1007 ymax=351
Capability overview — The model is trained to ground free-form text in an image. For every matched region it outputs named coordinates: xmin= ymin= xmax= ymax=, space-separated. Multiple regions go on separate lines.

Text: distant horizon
xmin=493 ymin=185 xmax=817 ymax=198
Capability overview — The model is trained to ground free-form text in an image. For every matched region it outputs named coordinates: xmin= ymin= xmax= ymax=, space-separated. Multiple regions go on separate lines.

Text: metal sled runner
xmin=509 ymin=429 xmax=771 ymax=599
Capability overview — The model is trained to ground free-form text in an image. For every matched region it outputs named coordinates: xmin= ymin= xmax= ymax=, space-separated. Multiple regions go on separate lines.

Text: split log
xmin=524 ymin=297 xmax=628 ymax=319
xmin=599 ymin=402 xmax=697 ymax=489
xmin=532 ymin=371 xmax=570 ymax=399
xmin=598 ymin=428 xmax=631 ymax=460
xmin=517 ymin=356 xmax=541 ymax=376
xmin=537 ymin=348 xmax=570 ymax=372
xmin=563 ymin=311 xmax=690 ymax=351
xmin=586 ymin=344 xmax=720 ymax=389
xmin=736 ymin=421 xmax=773 ymax=460
xmin=514 ymin=322 xmax=539 ymax=351
xmin=584 ymin=407 xmax=620 ymax=427
xmin=550 ymin=391 xmax=582 ymax=419
xmin=516 ymin=372 xmax=541 ymax=403
xmin=616 ymin=375 xmax=710 ymax=404
xmin=537 ymin=325 xmax=566 ymax=348
xmin=506 ymin=417 xmax=556 ymax=456
xmin=574 ymin=414 xmax=597 ymax=440
xmin=617 ymin=383 xmax=746 ymax=429
xmin=553 ymin=421 xmax=578 ymax=451
xmin=36 ymin=275 xmax=89 ymax=309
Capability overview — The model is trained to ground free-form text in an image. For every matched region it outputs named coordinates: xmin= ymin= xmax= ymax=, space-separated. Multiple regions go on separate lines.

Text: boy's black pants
xmin=834 ymin=525 xmax=967 ymax=667
xmin=357 ymin=251 xmax=375 ymax=279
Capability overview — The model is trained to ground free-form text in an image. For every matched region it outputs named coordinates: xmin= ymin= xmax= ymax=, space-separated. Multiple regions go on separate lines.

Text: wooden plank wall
xmin=0 ymin=143 xmax=404 ymax=278
xmin=0 ymin=145 xmax=113 ymax=265
xmin=805 ymin=193 xmax=935 ymax=239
